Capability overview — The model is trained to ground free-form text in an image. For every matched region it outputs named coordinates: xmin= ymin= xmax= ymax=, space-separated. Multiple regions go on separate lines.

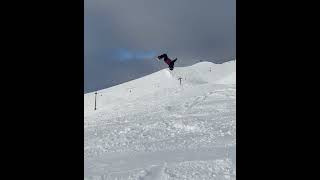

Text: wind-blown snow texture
xmin=84 ymin=61 xmax=236 ymax=180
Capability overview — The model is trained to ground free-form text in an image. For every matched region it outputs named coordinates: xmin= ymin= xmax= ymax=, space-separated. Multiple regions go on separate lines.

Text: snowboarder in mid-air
xmin=157 ymin=53 xmax=177 ymax=70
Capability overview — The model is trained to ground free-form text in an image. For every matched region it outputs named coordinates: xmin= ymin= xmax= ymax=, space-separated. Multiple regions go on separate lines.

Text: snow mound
xmin=84 ymin=60 xmax=236 ymax=114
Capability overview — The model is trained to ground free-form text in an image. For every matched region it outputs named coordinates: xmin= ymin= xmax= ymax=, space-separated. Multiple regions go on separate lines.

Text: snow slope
xmin=84 ymin=60 xmax=236 ymax=180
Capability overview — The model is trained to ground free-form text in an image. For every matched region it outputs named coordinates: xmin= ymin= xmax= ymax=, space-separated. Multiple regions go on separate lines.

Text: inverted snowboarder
xmin=157 ymin=53 xmax=177 ymax=70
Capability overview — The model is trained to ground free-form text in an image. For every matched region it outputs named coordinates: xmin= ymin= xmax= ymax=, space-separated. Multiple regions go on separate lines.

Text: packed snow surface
xmin=84 ymin=61 xmax=236 ymax=180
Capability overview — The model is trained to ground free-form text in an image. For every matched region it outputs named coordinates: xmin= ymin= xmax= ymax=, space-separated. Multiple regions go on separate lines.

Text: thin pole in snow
xmin=94 ymin=92 xmax=97 ymax=110
xmin=178 ymin=77 xmax=182 ymax=85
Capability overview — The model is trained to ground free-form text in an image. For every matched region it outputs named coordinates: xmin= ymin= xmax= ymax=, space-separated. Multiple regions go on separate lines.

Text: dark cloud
xmin=85 ymin=0 xmax=236 ymax=93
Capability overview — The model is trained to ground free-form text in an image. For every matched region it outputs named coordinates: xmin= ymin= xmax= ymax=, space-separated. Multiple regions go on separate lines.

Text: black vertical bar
xmin=94 ymin=92 xmax=97 ymax=110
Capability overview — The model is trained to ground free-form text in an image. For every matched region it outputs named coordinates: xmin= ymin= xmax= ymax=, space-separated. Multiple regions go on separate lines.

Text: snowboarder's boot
xmin=158 ymin=54 xmax=167 ymax=60
xmin=169 ymin=58 xmax=177 ymax=70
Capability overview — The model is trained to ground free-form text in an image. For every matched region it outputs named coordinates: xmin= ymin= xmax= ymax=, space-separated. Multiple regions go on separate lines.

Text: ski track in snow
xmin=84 ymin=61 xmax=236 ymax=180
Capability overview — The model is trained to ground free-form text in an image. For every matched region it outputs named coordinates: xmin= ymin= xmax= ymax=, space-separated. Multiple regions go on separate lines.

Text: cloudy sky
xmin=85 ymin=0 xmax=236 ymax=93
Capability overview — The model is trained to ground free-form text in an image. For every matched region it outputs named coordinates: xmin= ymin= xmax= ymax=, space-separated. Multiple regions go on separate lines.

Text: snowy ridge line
xmin=85 ymin=60 xmax=235 ymax=95
xmin=196 ymin=58 xmax=236 ymax=64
